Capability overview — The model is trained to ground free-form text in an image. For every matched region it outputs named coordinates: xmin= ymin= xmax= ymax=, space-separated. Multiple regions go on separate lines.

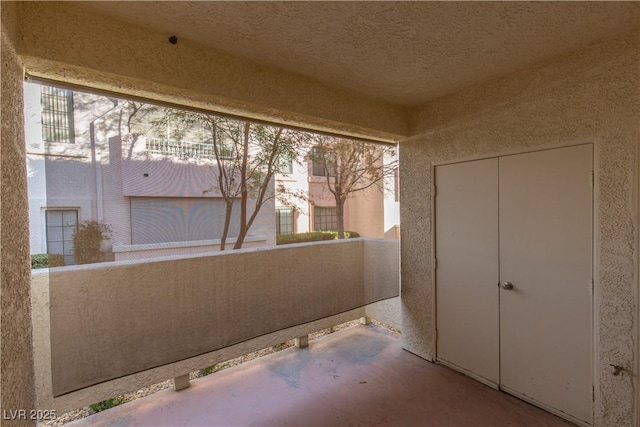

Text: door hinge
xmin=591 ymin=278 xmax=594 ymax=293
xmin=590 ymin=170 xmax=594 ymax=187
xmin=433 ymin=185 xmax=437 ymax=197
xmin=434 ymin=258 xmax=438 ymax=269
xmin=592 ymin=385 xmax=595 ymax=402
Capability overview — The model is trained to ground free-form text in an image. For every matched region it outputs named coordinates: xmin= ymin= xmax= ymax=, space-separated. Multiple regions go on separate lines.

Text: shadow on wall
xmin=385 ymin=225 xmax=400 ymax=240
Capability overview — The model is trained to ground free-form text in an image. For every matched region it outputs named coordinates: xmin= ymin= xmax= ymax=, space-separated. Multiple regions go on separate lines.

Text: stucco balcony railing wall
xmin=111 ymin=235 xmax=269 ymax=261
xmin=31 ymin=238 xmax=400 ymax=413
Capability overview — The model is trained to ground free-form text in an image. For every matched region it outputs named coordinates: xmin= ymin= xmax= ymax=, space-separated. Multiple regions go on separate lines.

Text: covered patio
xmin=2 ymin=2 xmax=639 ymax=427
xmin=67 ymin=324 xmax=571 ymax=427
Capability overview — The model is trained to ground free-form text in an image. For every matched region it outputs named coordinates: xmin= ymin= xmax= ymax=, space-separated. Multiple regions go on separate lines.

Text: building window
xmin=311 ymin=147 xmax=336 ymax=177
xmin=314 ymin=206 xmax=337 ymax=231
xmin=41 ymin=85 xmax=75 ymax=143
xmin=276 ymin=208 xmax=294 ymax=235
xmin=46 ymin=210 xmax=78 ymax=265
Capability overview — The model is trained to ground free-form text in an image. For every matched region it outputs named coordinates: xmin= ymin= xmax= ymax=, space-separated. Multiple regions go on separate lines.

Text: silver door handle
xmin=501 ymin=282 xmax=514 ymax=290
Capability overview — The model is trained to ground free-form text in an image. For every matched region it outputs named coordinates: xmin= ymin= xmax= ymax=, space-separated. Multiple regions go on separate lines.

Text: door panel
xmin=499 ymin=145 xmax=593 ymax=424
xmin=435 ymin=158 xmax=500 ymax=385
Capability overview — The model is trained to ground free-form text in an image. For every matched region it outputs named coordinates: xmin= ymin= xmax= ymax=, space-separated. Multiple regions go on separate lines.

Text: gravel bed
xmin=39 ymin=319 xmax=398 ymax=426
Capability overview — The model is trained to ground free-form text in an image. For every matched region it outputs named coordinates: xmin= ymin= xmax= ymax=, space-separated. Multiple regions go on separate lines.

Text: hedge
xmin=276 ymin=231 xmax=360 ymax=245
xmin=31 ymin=254 xmax=65 ymax=269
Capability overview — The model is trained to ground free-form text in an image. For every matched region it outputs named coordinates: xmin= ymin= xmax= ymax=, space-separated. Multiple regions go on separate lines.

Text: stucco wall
xmin=32 ymin=238 xmax=399 ymax=412
xmin=364 ymin=240 xmax=401 ymax=329
xmin=308 ymin=175 xmax=385 ymax=237
xmin=121 ymin=135 xmax=226 ymax=198
xmin=278 ymin=153 xmax=388 ymax=237
xmin=1 ymin=2 xmax=36 ymax=423
xmin=275 ymin=159 xmax=311 ymax=234
xmin=7 ymin=1 xmax=635 ymax=424
xmin=24 ymin=82 xmax=122 ymax=255
xmin=42 ymin=157 xmax=95 ymax=217
xmin=24 ymin=83 xmax=47 ymax=253
xmin=400 ymin=30 xmax=639 ymax=426
xmin=344 ymin=187 xmax=385 ymax=238
xmin=16 ymin=2 xmax=407 ymax=143
xmin=105 ymin=127 xmax=277 ymax=248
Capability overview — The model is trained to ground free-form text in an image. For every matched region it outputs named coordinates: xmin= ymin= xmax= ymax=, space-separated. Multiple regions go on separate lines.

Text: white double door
xmin=435 ymin=144 xmax=593 ymax=424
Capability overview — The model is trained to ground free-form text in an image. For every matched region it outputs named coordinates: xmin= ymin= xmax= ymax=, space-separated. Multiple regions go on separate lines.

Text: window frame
xmin=41 ymin=85 xmax=75 ymax=144
xmin=311 ymin=147 xmax=336 ymax=177
xmin=276 ymin=207 xmax=295 ymax=235
xmin=313 ymin=206 xmax=338 ymax=231
xmin=45 ymin=209 xmax=78 ymax=265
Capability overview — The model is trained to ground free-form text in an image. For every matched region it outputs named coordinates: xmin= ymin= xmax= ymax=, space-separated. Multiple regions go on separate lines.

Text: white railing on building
xmin=145 ymin=137 xmax=233 ymax=161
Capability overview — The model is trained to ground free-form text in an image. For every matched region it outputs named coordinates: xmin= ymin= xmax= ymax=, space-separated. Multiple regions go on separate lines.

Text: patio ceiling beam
xmin=16 ymin=2 xmax=408 ymax=144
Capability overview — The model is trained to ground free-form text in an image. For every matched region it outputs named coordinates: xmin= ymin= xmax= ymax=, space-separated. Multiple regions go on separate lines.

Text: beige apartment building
xmin=24 ymin=82 xmax=276 ymax=263
xmin=275 ymin=149 xmax=398 ymax=239
xmin=25 ymin=81 xmax=396 ymax=264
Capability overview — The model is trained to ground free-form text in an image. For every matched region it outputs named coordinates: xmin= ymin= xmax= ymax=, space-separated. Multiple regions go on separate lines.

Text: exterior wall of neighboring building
xmin=400 ymin=30 xmax=639 ymax=426
xmin=383 ymin=151 xmax=400 ymax=238
xmin=276 ymin=152 xmax=392 ymax=238
xmin=343 ymin=187 xmax=385 ymax=238
xmin=100 ymin=133 xmax=133 ymax=249
xmin=112 ymin=132 xmax=244 ymax=246
xmin=24 ymin=83 xmax=117 ymax=255
xmin=25 ymin=83 xmax=276 ymax=262
xmin=275 ymin=157 xmax=311 ymax=234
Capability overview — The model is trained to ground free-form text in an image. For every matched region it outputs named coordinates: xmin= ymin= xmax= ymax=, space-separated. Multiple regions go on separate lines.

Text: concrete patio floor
xmin=69 ymin=324 xmax=574 ymax=426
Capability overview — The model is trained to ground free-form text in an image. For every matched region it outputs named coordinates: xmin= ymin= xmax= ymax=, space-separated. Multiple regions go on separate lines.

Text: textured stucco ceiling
xmin=73 ymin=1 xmax=639 ymax=106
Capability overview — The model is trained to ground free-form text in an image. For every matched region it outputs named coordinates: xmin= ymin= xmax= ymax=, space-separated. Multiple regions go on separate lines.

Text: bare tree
xmin=151 ymin=108 xmax=305 ymax=249
xmin=233 ymin=124 xmax=305 ymax=249
xmin=309 ymin=136 xmax=398 ymax=239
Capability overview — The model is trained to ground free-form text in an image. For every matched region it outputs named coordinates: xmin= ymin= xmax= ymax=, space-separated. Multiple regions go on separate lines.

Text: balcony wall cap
xmin=112 ymin=235 xmax=267 ymax=253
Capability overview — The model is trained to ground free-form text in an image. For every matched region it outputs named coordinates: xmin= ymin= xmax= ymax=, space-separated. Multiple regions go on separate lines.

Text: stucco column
xmin=1 ymin=11 xmax=37 ymax=426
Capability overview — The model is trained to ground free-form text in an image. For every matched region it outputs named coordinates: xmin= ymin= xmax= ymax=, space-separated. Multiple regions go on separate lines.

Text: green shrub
xmin=277 ymin=231 xmax=334 ymax=245
xmin=73 ymin=220 xmax=112 ymax=265
xmin=89 ymin=396 xmax=125 ymax=413
xmin=276 ymin=231 xmax=360 ymax=245
xmin=272 ymin=342 xmax=290 ymax=351
xmin=31 ymin=254 xmax=65 ymax=269
xmin=200 ymin=365 xmax=215 ymax=377
xmin=31 ymin=254 xmax=49 ymax=269
xmin=200 ymin=361 xmax=230 ymax=377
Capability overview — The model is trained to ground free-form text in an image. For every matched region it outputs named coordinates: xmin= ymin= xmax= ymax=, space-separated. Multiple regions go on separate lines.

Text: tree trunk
xmin=336 ymin=198 xmax=346 ymax=239
xmin=233 ymin=123 xmax=251 ymax=250
xmin=234 ymin=218 xmax=247 ymax=249
xmin=219 ymin=201 xmax=233 ymax=251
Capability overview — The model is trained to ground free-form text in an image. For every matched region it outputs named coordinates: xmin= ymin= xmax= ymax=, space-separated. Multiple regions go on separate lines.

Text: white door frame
xmin=431 ymin=139 xmax=599 ymax=426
